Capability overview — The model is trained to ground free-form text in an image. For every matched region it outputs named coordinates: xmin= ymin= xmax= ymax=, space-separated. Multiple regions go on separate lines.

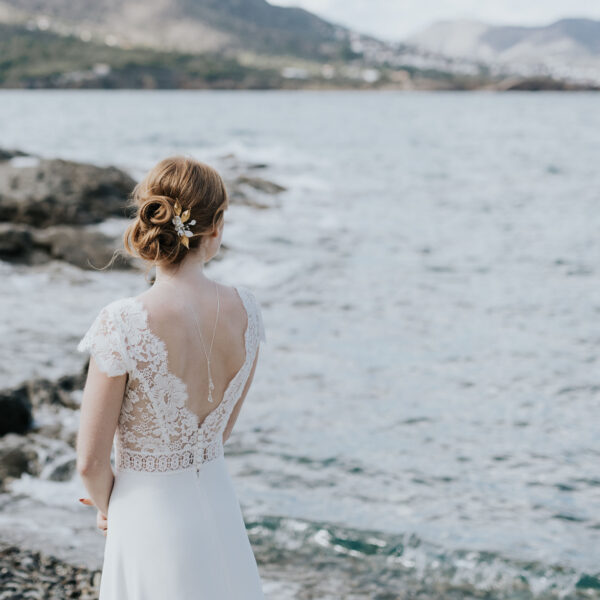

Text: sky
xmin=268 ymin=0 xmax=600 ymax=41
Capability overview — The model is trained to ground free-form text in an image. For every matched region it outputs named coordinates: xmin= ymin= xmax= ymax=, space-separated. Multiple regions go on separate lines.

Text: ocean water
xmin=1 ymin=90 xmax=599 ymax=598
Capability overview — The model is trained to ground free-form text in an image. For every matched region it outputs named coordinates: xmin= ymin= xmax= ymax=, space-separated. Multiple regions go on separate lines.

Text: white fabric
xmin=77 ymin=285 xmax=266 ymax=599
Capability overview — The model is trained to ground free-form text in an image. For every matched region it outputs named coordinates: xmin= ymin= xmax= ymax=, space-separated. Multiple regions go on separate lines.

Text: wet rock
xmin=0 ymin=433 xmax=39 ymax=488
xmin=56 ymin=371 xmax=88 ymax=396
xmin=32 ymin=225 xmax=135 ymax=270
xmin=0 ymin=147 xmax=29 ymax=161
xmin=218 ymin=154 xmax=269 ymax=172
xmin=226 ymin=175 xmax=286 ymax=209
xmin=0 ymin=223 xmax=41 ymax=263
xmin=0 ymin=222 xmax=134 ymax=270
xmin=46 ymin=456 xmax=77 ymax=482
xmin=26 ymin=377 xmax=72 ymax=409
xmin=0 ymin=388 xmax=32 ymax=436
xmin=217 ymin=154 xmax=286 ymax=208
xmin=234 ymin=175 xmax=286 ymax=195
xmin=0 ymin=156 xmax=135 ymax=227
xmin=0 ymin=374 xmax=85 ymax=429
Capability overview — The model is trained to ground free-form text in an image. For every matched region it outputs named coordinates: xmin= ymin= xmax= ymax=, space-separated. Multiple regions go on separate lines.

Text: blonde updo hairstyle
xmin=123 ymin=156 xmax=228 ymax=276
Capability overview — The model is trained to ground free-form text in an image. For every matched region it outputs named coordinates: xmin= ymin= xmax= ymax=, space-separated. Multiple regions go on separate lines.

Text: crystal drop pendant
xmin=208 ymin=372 xmax=215 ymax=402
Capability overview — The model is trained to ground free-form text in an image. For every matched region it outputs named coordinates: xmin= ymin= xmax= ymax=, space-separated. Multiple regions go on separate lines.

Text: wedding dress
xmin=77 ymin=284 xmax=266 ymax=599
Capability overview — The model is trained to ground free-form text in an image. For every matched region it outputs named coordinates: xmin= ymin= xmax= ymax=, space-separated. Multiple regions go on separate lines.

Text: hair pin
xmin=172 ymin=199 xmax=196 ymax=249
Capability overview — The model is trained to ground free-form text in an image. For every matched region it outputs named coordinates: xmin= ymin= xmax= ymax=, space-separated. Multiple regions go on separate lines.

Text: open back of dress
xmin=77 ymin=284 xmax=266 ymax=472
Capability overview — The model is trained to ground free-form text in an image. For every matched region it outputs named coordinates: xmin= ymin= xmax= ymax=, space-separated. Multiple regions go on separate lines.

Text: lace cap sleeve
xmin=77 ymin=302 xmax=129 ymax=377
xmin=238 ymin=286 xmax=266 ymax=345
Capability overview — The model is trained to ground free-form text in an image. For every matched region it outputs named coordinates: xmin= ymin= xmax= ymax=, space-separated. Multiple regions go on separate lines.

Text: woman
xmin=75 ymin=156 xmax=266 ymax=599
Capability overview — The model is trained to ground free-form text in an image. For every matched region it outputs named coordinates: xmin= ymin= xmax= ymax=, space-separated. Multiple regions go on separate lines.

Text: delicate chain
xmin=157 ymin=276 xmax=220 ymax=403
xmin=189 ymin=285 xmax=219 ymax=402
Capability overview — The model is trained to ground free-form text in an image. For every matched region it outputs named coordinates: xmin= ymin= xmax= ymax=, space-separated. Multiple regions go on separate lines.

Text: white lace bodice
xmin=77 ymin=285 xmax=266 ymax=474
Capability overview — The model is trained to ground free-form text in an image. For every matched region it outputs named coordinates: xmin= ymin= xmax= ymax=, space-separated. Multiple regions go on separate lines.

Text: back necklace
xmin=158 ymin=277 xmax=220 ymax=403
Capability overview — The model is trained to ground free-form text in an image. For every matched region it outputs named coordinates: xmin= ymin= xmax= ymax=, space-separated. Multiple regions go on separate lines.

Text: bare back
xmin=138 ymin=281 xmax=250 ymax=427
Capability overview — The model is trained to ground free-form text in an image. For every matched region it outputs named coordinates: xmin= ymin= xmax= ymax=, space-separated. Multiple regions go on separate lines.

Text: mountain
xmin=0 ymin=0 xmax=496 ymax=90
xmin=1 ymin=1 xmax=595 ymax=90
xmin=0 ymin=0 xmax=353 ymax=61
xmin=406 ymin=18 xmax=600 ymax=83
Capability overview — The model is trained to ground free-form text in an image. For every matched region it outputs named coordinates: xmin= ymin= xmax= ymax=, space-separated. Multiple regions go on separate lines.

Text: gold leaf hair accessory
xmin=172 ymin=198 xmax=196 ymax=249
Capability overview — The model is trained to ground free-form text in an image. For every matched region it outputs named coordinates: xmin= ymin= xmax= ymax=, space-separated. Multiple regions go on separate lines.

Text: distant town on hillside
xmin=0 ymin=0 xmax=598 ymax=90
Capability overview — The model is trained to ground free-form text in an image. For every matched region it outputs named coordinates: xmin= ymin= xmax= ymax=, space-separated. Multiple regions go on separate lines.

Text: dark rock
xmin=57 ymin=371 xmax=87 ymax=395
xmin=0 ymin=433 xmax=39 ymax=488
xmin=234 ymin=175 xmax=286 ymax=194
xmin=25 ymin=375 xmax=85 ymax=410
xmin=32 ymin=225 xmax=134 ymax=270
xmin=217 ymin=154 xmax=286 ymax=208
xmin=0 ymin=223 xmax=52 ymax=265
xmin=26 ymin=378 xmax=68 ymax=409
xmin=226 ymin=175 xmax=286 ymax=209
xmin=0 ymin=156 xmax=136 ymax=227
xmin=497 ymin=76 xmax=600 ymax=92
xmin=0 ymin=223 xmax=37 ymax=260
xmin=218 ymin=154 xmax=269 ymax=172
xmin=0 ymin=222 xmax=135 ymax=270
xmin=0 ymin=388 xmax=32 ymax=436
xmin=47 ymin=456 xmax=76 ymax=482
xmin=0 ymin=147 xmax=29 ymax=161
xmin=0 ymin=374 xmax=85 ymax=430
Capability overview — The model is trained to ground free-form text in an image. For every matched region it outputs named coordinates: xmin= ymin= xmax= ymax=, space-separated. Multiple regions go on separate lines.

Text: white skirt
xmin=100 ymin=454 xmax=265 ymax=599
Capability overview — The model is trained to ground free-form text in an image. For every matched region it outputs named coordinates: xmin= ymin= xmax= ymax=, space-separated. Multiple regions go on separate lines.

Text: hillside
xmin=0 ymin=22 xmax=412 ymax=90
xmin=0 ymin=23 xmax=285 ymax=89
xmin=407 ymin=18 xmax=600 ymax=84
xmin=0 ymin=0 xmax=353 ymax=61
xmin=0 ymin=1 xmax=597 ymax=90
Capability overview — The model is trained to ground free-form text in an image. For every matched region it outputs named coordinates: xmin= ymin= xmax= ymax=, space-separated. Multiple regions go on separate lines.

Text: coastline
xmin=2 ymin=77 xmax=598 ymax=93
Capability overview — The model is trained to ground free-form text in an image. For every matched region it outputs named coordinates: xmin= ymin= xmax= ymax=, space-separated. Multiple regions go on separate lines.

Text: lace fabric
xmin=77 ymin=285 xmax=266 ymax=473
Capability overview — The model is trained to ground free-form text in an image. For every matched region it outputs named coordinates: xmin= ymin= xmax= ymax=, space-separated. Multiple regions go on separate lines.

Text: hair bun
xmin=123 ymin=156 xmax=229 ymax=271
xmin=125 ymin=194 xmax=181 ymax=266
xmin=138 ymin=195 xmax=175 ymax=227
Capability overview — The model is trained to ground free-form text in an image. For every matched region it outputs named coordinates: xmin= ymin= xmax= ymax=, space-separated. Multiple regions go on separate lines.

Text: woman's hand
xmin=79 ymin=497 xmax=108 ymax=536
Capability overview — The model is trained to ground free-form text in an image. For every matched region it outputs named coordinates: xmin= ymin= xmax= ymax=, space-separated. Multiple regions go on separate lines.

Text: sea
xmin=0 ymin=90 xmax=599 ymax=599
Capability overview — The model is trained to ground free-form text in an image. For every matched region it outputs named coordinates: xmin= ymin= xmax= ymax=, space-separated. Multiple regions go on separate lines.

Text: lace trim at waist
xmin=116 ymin=444 xmax=224 ymax=473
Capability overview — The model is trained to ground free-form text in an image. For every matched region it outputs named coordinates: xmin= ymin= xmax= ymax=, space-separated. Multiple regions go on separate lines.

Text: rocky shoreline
xmin=0 ymin=543 xmax=101 ymax=600
xmin=0 ymin=371 xmax=85 ymax=491
xmin=0 ymin=148 xmax=286 ymax=270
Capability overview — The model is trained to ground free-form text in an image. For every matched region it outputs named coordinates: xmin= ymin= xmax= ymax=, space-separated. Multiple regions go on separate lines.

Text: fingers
xmin=96 ymin=512 xmax=108 ymax=536
xmin=79 ymin=498 xmax=108 ymax=535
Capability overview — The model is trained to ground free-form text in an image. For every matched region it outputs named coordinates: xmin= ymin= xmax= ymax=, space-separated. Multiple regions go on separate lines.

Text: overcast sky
xmin=269 ymin=0 xmax=600 ymax=41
